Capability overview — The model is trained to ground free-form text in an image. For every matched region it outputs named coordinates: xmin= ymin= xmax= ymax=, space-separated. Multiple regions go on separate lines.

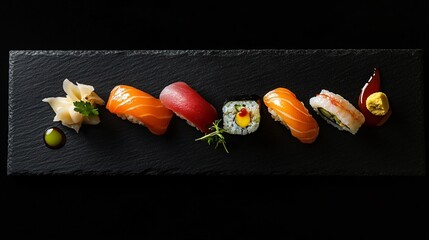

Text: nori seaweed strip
xmin=317 ymin=107 xmax=350 ymax=129
xmin=223 ymin=95 xmax=261 ymax=106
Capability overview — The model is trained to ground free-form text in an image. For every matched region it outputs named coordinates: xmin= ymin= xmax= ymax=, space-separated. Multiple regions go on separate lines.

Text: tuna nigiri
xmin=264 ymin=87 xmax=319 ymax=143
xmin=106 ymin=85 xmax=173 ymax=135
xmin=159 ymin=82 xmax=218 ymax=133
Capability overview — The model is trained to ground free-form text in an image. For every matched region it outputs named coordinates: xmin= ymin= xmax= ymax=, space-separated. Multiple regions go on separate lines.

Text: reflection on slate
xmin=8 ymin=50 xmax=425 ymax=175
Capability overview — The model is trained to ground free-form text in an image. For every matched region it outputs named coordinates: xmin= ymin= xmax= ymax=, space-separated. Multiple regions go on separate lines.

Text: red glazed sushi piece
xmin=160 ymin=82 xmax=218 ymax=133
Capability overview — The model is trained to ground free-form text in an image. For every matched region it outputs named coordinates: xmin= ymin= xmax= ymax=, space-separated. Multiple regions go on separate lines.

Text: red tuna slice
xmin=160 ymin=82 xmax=218 ymax=133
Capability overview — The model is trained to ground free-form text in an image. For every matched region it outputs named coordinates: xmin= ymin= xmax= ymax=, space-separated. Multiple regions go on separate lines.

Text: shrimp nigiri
xmin=310 ymin=89 xmax=365 ymax=134
xmin=264 ymin=87 xmax=319 ymax=143
xmin=106 ymin=85 xmax=173 ymax=135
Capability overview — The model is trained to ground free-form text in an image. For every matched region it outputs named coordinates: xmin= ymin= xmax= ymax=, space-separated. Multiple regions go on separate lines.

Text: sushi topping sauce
xmin=43 ymin=127 xmax=66 ymax=149
xmin=235 ymin=108 xmax=251 ymax=128
xmin=195 ymin=119 xmax=229 ymax=153
xmin=238 ymin=107 xmax=248 ymax=117
xmin=358 ymin=68 xmax=392 ymax=126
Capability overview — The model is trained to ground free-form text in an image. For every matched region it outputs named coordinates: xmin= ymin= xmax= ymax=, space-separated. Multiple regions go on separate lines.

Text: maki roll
xmin=222 ymin=95 xmax=261 ymax=135
xmin=309 ymin=89 xmax=365 ymax=134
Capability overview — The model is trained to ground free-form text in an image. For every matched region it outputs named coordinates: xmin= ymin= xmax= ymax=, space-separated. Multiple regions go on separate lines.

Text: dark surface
xmin=8 ymin=49 xmax=425 ymax=175
xmin=1 ymin=3 xmax=428 ymax=238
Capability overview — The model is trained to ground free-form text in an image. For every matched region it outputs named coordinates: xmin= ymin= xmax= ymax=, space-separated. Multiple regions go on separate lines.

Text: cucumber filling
xmin=234 ymin=104 xmax=246 ymax=111
xmin=318 ymin=107 xmax=350 ymax=129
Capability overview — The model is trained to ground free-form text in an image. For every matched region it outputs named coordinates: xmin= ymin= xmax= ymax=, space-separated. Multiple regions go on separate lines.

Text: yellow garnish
xmin=366 ymin=92 xmax=390 ymax=116
xmin=235 ymin=110 xmax=251 ymax=128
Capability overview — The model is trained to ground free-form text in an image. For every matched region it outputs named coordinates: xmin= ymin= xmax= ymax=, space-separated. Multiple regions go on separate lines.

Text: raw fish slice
xmin=106 ymin=85 xmax=173 ymax=135
xmin=264 ymin=87 xmax=319 ymax=143
xmin=159 ymin=82 xmax=218 ymax=133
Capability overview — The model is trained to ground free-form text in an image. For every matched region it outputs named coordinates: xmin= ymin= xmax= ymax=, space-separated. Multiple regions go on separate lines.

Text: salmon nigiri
xmin=263 ymin=87 xmax=319 ymax=143
xmin=106 ymin=85 xmax=173 ymax=135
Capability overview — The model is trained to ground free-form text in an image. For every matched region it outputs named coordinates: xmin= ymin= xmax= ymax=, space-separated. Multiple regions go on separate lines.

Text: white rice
xmin=117 ymin=113 xmax=145 ymax=126
xmin=309 ymin=89 xmax=365 ymax=134
xmin=267 ymin=107 xmax=289 ymax=129
xmin=222 ymin=100 xmax=260 ymax=135
xmin=118 ymin=112 xmax=200 ymax=132
xmin=173 ymin=112 xmax=201 ymax=132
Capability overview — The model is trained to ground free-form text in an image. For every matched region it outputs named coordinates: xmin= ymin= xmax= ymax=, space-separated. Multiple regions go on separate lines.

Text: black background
xmin=1 ymin=1 xmax=428 ymax=238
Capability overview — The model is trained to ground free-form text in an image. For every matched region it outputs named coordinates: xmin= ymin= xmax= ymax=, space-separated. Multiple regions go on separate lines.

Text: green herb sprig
xmin=73 ymin=100 xmax=99 ymax=117
xmin=195 ymin=119 xmax=229 ymax=153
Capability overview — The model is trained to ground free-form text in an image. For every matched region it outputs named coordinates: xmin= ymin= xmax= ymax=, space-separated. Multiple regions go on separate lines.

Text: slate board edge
xmin=8 ymin=52 xmax=16 ymax=175
xmin=8 ymin=49 xmax=423 ymax=57
xmin=6 ymin=168 xmax=423 ymax=176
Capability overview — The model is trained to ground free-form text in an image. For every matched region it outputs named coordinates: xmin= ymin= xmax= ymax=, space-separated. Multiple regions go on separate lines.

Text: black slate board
xmin=8 ymin=50 xmax=425 ymax=175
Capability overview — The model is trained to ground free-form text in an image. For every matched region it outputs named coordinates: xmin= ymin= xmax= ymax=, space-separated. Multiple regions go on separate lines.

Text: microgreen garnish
xmin=195 ymin=119 xmax=229 ymax=153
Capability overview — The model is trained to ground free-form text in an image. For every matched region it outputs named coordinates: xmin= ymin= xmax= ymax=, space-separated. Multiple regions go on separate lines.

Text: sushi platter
xmin=8 ymin=50 xmax=425 ymax=175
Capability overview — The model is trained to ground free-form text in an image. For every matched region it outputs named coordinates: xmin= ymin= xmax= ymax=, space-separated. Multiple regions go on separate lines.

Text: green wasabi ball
xmin=44 ymin=127 xmax=66 ymax=149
